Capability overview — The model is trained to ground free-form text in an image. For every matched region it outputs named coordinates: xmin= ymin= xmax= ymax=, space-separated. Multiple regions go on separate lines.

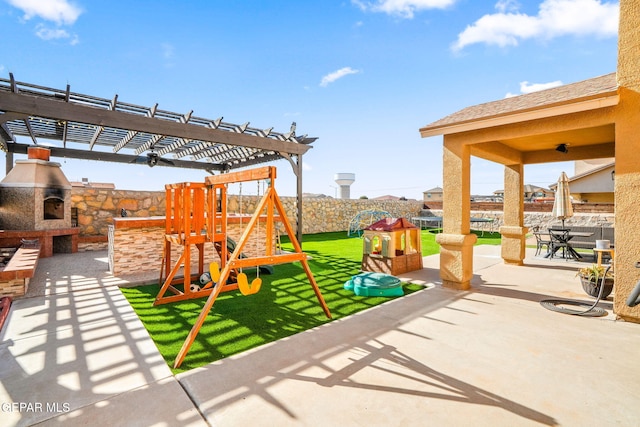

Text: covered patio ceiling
xmin=0 ymin=73 xmax=316 ymax=173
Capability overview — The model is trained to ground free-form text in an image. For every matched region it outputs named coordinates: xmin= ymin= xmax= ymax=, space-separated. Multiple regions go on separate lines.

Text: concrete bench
xmin=0 ymin=245 xmax=40 ymax=297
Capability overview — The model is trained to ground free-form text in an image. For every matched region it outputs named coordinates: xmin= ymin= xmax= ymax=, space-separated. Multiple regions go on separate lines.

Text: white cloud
xmin=352 ymin=0 xmax=456 ymax=19
xmin=452 ymin=0 xmax=619 ymax=52
xmin=320 ymin=67 xmax=361 ymax=87
xmin=505 ymin=79 xmax=564 ymax=97
xmin=520 ymin=80 xmax=563 ymax=93
xmin=35 ymin=26 xmax=68 ymax=39
xmin=7 ymin=0 xmax=82 ymax=25
xmin=35 ymin=23 xmax=78 ymax=44
xmin=495 ymin=0 xmax=520 ymax=13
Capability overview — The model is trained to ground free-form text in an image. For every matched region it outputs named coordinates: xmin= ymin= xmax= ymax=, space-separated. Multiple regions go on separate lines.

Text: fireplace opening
xmin=44 ymin=197 xmax=65 ymax=220
xmin=43 ymin=187 xmax=65 ymax=220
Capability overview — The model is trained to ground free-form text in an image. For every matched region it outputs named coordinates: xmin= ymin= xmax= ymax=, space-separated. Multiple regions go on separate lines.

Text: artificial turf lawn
xmin=121 ymin=230 xmax=501 ymax=373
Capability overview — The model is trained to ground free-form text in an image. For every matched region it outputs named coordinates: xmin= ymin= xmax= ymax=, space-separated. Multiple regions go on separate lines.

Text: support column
xmin=500 ymin=163 xmax=528 ymax=265
xmin=435 ymin=138 xmax=477 ymax=290
xmin=295 ymin=154 xmax=303 ymax=245
xmin=5 ymin=150 xmax=13 ymax=174
xmin=613 ymin=0 xmax=640 ymax=323
xmin=280 ymin=152 xmax=305 ymax=246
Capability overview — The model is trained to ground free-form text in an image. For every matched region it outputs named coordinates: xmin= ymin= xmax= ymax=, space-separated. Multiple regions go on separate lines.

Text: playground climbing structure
xmin=154 ymin=166 xmax=332 ymax=368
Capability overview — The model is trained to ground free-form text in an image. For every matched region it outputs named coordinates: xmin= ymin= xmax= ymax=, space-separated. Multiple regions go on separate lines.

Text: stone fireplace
xmin=0 ymin=147 xmax=72 ymax=230
xmin=0 ymin=147 xmax=78 ymax=257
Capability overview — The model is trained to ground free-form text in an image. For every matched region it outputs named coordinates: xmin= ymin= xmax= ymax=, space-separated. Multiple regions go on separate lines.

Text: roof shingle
xmin=421 ymin=73 xmax=617 ymax=132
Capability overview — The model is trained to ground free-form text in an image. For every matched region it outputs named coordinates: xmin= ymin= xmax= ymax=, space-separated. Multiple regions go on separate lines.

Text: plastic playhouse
xmin=361 ymin=217 xmax=423 ymax=275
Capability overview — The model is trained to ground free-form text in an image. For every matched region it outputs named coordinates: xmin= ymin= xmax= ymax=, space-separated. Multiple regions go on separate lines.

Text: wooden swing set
xmin=154 ymin=166 xmax=331 ymax=368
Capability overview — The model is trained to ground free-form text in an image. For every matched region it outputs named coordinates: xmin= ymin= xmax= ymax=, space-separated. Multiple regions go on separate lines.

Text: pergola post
xmin=5 ymin=150 xmax=13 ymax=174
xmin=295 ymin=154 xmax=304 ymax=245
xmin=281 ymin=152 xmax=305 ymax=246
xmin=435 ymin=138 xmax=477 ymax=290
xmin=500 ymin=163 xmax=527 ymax=265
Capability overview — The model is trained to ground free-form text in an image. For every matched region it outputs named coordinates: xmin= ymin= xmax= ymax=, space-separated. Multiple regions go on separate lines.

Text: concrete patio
xmin=1 ymin=246 xmax=639 ymax=426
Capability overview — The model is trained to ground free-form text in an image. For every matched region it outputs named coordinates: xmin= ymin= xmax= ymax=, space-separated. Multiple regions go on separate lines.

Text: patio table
xmin=544 ymin=229 xmax=594 ymax=260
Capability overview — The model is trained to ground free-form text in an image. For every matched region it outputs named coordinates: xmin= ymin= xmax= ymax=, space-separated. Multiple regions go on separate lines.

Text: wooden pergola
xmin=0 ymin=73 xmax=316 ymax=242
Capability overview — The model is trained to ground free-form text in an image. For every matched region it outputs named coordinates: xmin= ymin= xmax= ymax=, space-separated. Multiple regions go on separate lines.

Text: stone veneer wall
xmin=110 ymin=220 xmax=276 ymax=277
xmin=110 ymin=225 xmax=216 ymax=277
xmin=71 ymin=187 xmax=166 ymax=236
xmin=0 ymin=278 xmax=28 ymax=298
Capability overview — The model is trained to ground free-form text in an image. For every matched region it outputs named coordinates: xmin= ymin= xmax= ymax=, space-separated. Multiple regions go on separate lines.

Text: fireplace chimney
xmin=27 ymin=147 xmax=51 ymax=161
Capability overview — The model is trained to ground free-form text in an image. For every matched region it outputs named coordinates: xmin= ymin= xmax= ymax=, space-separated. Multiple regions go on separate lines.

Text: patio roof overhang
xmin=419 ymin=73 xmax=618 ymax=166
xmin=0 ymin=73 xmax=316 ymax=173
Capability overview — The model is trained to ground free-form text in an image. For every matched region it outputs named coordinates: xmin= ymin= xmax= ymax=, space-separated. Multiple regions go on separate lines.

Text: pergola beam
xmin=470 ymin=141 xmax=523 ymax=165
xmin=89 ymin=94 xmax=119 ymax=151
xmin=523 ymin=142 xmax=615 ymax=164
xmin=62 ymin=84 xmax=70 ymax=148
xmin=23 ymin=118 xmax=38 ymax=145
xmin=134 ymin=109 xmax=192 ymax=155
xmin=0 ymin=91 xmax=312 ymax=156
xmin=7 ymin=142 xmax=225 ymax=172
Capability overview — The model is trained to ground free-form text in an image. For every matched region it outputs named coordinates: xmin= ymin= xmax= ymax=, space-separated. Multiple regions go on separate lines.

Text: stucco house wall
xmin=569 ymin=165 xmax=615 ymax=203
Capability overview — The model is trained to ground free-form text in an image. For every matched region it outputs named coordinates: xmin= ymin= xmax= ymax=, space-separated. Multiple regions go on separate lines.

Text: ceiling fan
xmin=131 ymin=151 xmax=174 ymax=167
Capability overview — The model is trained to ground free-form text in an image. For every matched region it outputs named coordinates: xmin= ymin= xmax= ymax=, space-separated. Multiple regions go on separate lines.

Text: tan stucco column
xmin=613 ymin=0 xmax=640 ymax=323
xmin=500 ymin=163 xmax=527 ymax=265
xmin=613 ymin=87 xmax=640 ymax=322
xmin=436 ymin=138 xmax=477 ymax=289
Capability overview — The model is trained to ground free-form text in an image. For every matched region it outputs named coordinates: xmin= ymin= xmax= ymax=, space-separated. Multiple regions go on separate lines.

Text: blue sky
xmin=0 ymin=0 xmax=619 ymax=199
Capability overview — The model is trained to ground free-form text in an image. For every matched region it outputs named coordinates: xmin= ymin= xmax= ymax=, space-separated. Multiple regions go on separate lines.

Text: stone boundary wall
xmin=424 ymin=201 xmax=614 ymax=213
xmin=71 ymin=187 xmax=424 ymax=242
xmin=71 ymin=187 xmax=166 ymax=236
xmin=273 ymin=198 xmax=423 ymax=234
xmin=425 ymin=209 xmax=615 ymax=231
xmin=70 ymin=187 xmax=615 ymax=252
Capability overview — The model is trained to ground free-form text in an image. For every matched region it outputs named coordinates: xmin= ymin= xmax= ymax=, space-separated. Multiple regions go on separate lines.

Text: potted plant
xmin=576 ymin=264 xmax=614 ymax=298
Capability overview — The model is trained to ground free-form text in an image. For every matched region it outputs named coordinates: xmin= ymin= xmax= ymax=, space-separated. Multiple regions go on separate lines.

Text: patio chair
xmin=549 ymin=229 xmax=570 ymax=259
xmin=534 ymin=231 xmax=552 ymax=256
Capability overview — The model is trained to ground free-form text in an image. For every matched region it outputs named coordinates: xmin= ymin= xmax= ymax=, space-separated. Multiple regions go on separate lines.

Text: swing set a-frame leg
xmin=173 ymin=263 xmax=232 ymax=368
xmin=154 ymin=250 xmax=187 ymax=305
xmin=271 ymin=187 xmax=332 ymax=318
xmin=300 ymin=258 xmax=331 ymax=318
